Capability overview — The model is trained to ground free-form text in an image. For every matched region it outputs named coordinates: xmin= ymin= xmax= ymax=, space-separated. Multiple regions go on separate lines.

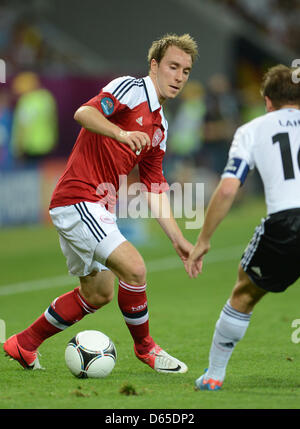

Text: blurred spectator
xmin=0 ymin=3 xmax=76 ymax=77
xmin=219 ymin=0 xmax=300 ymax=52
xmin=240 ymin=84 xmax=265 ymax=123
xmin=10 ymin=71 xmax=58 ymax=165
xmin=202 ymin=73 xmax=241 ymax=175
xmin=166 ymin=80 xmax=206 ymax=182
xmin=0 ymin=2 xmax=16 ymax=52
xmin=7 ymin=18 xmax=45 ymax=74
xmin=0 ymin=88 xmax=14 ymax=170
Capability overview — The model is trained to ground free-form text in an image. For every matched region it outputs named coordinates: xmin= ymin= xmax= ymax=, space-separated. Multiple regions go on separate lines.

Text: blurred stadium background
xmin=0 ymin=0 xmax=299 ymax=229
xmin=2 ymin=2 xmax=300 ymax=409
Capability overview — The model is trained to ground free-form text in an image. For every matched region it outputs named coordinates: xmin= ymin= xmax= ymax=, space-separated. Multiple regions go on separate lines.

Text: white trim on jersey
xmin=102 ymin=75 xmax=168 ymax=153
xmin=102 ymin=75 xmax=162 ymax=114
xmin=102 ymin=76 xmax=144 ymax=110
xmin=158 ymin=105 xmax=168 ymax=152
xmin=142 ymin=76 xmax=161 ymax=112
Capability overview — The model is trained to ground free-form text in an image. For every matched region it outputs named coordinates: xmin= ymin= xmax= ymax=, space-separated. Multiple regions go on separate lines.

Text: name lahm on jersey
xmin=279 ymin=119 xmax=300 ymax=127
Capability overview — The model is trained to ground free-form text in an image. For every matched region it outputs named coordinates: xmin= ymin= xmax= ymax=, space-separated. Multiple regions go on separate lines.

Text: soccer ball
xmin=65 ymin=330 xmax=117 ymax=378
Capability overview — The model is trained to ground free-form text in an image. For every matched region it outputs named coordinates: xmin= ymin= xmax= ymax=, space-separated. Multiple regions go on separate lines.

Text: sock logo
xmin=219 ymin=341 xmax=234 ymax=348
xmin=131 ymin=302 xmax=147 ymax=312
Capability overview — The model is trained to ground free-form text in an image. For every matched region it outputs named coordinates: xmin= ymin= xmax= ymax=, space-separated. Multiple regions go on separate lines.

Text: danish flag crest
xmin=152 ymin=128 xmax=163 ymax=147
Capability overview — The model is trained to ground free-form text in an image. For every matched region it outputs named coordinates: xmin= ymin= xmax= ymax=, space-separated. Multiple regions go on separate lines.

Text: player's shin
xmin=16 ymin=287 xmax=99 ymax=351
xmin=118 ymin=280 xmax=155 ymax=354
xmin=206 ymin=300 xmax=251 ymax=382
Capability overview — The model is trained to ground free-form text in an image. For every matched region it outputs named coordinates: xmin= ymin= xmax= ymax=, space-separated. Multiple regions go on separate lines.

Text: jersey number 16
xmin=272 ymin=132 xmax=300 ymax=180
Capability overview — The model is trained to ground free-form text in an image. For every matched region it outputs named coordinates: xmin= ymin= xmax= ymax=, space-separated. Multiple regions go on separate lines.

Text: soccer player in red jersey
xmin=4 ymin=34 xmax=200 ymax=373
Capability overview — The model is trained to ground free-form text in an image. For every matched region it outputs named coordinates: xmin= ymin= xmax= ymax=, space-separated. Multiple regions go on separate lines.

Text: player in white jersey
xmin=187 ymin=64 xmax=300 ymax=390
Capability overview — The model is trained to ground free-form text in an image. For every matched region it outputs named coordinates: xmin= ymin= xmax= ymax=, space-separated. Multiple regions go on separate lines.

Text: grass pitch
xmin=1 ymin=197 xmax=300 ymax=410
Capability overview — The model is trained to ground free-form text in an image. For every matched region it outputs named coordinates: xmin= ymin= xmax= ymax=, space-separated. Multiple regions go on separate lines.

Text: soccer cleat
xmin=134 ymin=344 xmax=188 ymax=373
xmin=195 ymin=370 xmax=223 ymax=391
xmin=3 ymin=335 xmax=44 ymax=370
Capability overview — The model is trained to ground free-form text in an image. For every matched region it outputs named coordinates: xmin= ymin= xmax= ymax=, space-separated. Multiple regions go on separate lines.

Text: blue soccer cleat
xmin=195 ymin=369 xmax=223 ymax=391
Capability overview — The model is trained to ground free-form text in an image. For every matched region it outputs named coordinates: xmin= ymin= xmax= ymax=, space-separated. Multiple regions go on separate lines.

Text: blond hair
xmin=147 ymin=33 xmax=198 ymax=67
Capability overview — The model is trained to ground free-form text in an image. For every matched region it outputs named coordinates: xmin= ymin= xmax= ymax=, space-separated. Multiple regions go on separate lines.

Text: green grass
xmin=1 ymin=197 xmax=300 ymax=410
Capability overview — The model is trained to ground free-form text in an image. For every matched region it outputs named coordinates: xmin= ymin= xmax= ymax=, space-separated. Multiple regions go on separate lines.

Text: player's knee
xmin=85 ymin=288 xmax=114 ymax=308
xmin=230 ymin=289 xmax=252 ymax=311
xmin=230 ymin=281 xmax=261 ymax=313
xmin=122 ymin=262 xmax=147 ymax=285
xmin=231 ymin=269 xmax=267 ymax=313
xmin=94 ymin=289 xmax=114 ymax=307
xmin=79 ymin=272 xmax=115 ymax=308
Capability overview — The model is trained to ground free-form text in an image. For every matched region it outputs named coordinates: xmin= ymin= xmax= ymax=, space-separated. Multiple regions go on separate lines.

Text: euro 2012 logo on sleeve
xmin=101 ymin=97 xmax=115 ymax=116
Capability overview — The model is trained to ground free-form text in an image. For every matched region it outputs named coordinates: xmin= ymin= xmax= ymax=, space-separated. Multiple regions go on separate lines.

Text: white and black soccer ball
xmin=65 ymin=330 xmax=117 ymax=379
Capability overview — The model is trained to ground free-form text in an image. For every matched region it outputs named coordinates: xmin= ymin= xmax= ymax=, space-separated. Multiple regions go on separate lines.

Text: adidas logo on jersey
xmin=136 ymin=116 xmax=143 ymax=126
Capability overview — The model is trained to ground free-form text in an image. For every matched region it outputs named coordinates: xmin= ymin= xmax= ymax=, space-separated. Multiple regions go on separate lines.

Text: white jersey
xmin=222 ymin=108 xmax=300 ymax=214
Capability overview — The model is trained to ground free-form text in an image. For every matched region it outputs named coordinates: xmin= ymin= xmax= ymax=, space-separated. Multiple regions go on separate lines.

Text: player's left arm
xmin=187 ymin=177 xmax=240 ymax=278
xmin=139 ymin=149 xmax=201 ymax=275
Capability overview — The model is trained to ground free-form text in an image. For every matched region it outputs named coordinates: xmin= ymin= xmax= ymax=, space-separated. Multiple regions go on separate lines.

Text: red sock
xmin=17 ymin=287 xmax=98 ymax=351
xmin=118 ymin=280 xmax=155 ymax=354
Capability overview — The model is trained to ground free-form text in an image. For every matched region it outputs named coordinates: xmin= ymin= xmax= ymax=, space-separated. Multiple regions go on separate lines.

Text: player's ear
xmin=150 ymin=58 xmax=158 ymax=76
xmin=264 ymin=96 xmax=275 ymax=112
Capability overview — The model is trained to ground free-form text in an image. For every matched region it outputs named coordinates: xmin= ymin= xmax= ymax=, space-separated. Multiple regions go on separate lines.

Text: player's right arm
xmin=187 ymin=177 xmax=240 ymax=279
xmin=74 ymin=106 xmax=150 ymax=153
xmin=187 ymin=124 xmax=254 ymax=279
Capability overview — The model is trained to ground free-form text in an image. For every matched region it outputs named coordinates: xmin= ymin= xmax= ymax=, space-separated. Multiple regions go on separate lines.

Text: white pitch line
xmin=0 ymin=244 xmax=244 ymax=297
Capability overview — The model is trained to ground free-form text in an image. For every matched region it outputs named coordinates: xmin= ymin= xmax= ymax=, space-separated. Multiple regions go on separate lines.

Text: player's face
xmin=150 ymin=46 xmax=192 ymax=103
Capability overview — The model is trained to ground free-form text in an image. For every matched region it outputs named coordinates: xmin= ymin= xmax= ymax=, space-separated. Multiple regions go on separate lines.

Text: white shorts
xmin=49 ymin=202 xmax=126 ymax=277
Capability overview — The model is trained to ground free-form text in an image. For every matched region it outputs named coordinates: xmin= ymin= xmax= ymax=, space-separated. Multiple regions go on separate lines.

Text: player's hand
xmin=173 ymin=237 xmax=202 ymax=277
xmin=186 ymin=240 xmax=210 ymax=279
xmin=118 ymin=130 xmax=151 ymax=155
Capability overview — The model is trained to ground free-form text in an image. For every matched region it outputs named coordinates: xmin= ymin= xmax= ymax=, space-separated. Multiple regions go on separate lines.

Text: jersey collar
xmin=142 ymin=76 xmax=161 ymax=113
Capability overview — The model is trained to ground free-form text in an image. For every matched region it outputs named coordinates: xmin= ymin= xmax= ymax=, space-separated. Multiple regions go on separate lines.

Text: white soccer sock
xmin=206 ymin=300 xmax=251 ymax=382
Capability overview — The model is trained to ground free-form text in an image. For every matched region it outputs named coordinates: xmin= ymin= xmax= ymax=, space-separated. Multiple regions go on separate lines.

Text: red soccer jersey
xmin=49 ymin=76 xmax=169 ymax=210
